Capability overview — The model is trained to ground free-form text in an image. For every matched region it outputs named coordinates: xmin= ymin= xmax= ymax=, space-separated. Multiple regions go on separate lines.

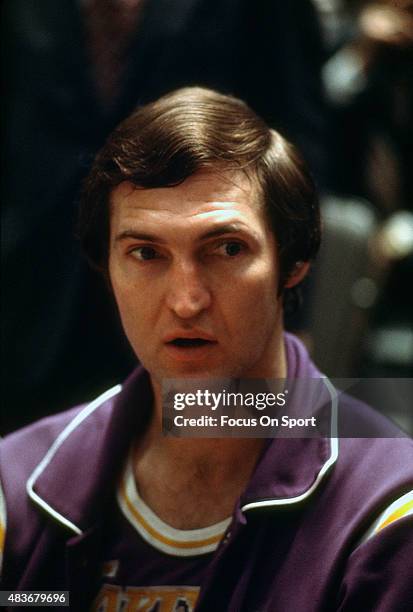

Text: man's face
xmin=108 ymin=171 xmax=285 ymax=383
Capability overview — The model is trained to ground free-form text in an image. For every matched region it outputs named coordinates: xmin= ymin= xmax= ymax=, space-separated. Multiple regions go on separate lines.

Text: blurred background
xmin=1 ymin=0 xmax=412 ymax=435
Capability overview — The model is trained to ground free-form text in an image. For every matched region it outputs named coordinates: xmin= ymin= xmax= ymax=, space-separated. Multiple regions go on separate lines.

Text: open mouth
xmin=169 ymin=338 xmax=212 ymax=348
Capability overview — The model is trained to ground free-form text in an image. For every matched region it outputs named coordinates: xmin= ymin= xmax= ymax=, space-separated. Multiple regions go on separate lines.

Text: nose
xmin=166 ymin=260 xmax=212 ymax=319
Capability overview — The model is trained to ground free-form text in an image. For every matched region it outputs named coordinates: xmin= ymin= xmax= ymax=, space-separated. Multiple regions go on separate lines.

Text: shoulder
xmin=290 ymin=384 xmax=413 ymax=556
xmin=334 ymin=393 xmax=413 ymax=504
xmin=0 ymin=406 xmax=85 ymax=581
xmin=330 ymin=433 xmax=412 ymax=535
xmin=0 ymin=383 xmax=123 ymax=496
xmin=1 ymin=405 xmax=85 ymax=480
xmin=0 ymin=385 xmax=123 ymax=578
xmin=316 ymin=392 xmax=413 ymax=571
xmin=1 ymin=384 xmax=121 ymax=483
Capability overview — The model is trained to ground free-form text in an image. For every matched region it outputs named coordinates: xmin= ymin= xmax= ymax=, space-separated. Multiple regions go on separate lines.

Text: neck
xmin=131 ymin=335 xmax=287 ymax=528
xmin=133 ymin=424 xmax=266 ymax=528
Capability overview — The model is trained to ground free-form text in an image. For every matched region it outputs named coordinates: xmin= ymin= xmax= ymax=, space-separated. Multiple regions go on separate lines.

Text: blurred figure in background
xmin=1 ymin=0 xmax=329 ymax=432
xmin=311 ymin=0 xmax=413 ymax=383
xmin=322 ymin=0 xmax=413 ymax=209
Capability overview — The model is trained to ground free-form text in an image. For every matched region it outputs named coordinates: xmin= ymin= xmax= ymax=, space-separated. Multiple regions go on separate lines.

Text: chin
xmin=157 ymin=361 xmax=232 ymax=381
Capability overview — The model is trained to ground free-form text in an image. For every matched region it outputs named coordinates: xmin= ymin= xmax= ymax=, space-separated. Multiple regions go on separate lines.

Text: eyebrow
xmin=115 ymin=230 xmax=166 ymax=243
xmin=114 ymin=223 xmax=249 ymax=243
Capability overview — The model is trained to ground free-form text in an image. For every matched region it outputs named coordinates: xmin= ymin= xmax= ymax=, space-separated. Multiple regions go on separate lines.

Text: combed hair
xmin=79 ymin=86 xmax=321 ymax=293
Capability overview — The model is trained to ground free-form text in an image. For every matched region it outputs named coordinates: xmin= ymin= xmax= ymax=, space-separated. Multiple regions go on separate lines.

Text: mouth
xmin=168 ymin=338 xmax=213 ymax=348
xmin=164 ymin=335 xmax=218 ymax=361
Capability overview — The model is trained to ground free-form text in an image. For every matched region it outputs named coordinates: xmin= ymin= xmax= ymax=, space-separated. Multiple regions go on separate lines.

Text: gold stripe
xmin=121 ymin=481 xmax=224 ymax=550
xmin=376 ymin=499 xmax=413 ymax=533
xmin=0 ymin=522 xmax=5 ymax=553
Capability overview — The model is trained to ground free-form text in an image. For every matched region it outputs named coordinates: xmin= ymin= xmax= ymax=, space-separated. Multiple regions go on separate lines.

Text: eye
xmin=220 ymin=241 xmax=244 ymax=257
xmin=131 ymin=246 xmax=159 ymax=261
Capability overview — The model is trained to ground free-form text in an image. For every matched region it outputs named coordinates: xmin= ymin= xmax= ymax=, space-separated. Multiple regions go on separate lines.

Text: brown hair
xmin=79 ymin=86 xmax=320 ymax=293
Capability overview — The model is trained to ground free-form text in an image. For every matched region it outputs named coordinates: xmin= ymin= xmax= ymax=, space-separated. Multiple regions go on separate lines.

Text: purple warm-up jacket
xmin=1 ymin=335 xmax=413 ymax=611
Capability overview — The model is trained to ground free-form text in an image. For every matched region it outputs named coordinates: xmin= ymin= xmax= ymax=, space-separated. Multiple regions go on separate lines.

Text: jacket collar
xmin=27 ymin=335 xmax=338 ymax=533
xmin=241 ymin=334 xmax=338 ymax=511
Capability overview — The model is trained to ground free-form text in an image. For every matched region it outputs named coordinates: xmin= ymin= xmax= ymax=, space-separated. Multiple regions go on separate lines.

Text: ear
xmin=284 ymin=261 xmax=310 ymax=289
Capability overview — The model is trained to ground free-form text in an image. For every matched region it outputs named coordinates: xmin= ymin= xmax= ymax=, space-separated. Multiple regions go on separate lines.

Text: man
xmin=1 ymin=88 xmax=412 ymax=611
xmin=2 ymin=0 xmax=329 ymax=433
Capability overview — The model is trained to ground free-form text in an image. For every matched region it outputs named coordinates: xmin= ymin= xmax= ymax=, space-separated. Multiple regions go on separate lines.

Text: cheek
xmin=241 ymin=261 xmax=278 ymax=302
xmin=222 ymin=269 xmax=279 ymax=325
xmin=111 ymin=279 xmax=148 ymax=338
xmin=248 ymin=271 xmax=280 ymax=327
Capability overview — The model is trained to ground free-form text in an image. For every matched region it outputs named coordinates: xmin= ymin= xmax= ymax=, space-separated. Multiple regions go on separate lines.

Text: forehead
xmin=109 ymin=171 xmax=268 ymax=235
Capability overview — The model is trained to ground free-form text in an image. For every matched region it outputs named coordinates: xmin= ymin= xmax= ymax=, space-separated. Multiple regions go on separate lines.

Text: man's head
xmin=79 ymin=87 xmax=320 ymax=293
xmin=79 ymin=87 xmax=321 ymax=380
